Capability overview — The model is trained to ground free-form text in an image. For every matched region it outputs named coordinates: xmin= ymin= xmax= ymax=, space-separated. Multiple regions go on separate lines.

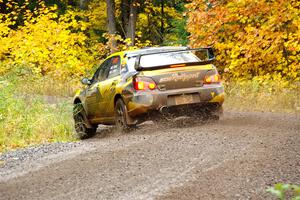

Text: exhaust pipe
xmin=159 ymin=106 xmax=168 ymax=114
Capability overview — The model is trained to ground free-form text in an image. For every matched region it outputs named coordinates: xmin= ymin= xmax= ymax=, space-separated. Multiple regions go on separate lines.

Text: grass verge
xmin=0 ymin=77 xmax=76 ymax=153
xmin=224 ymin=79 xmax=300 ymax=114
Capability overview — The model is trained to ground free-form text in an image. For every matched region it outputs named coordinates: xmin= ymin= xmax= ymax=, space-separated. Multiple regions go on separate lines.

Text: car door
xmin=85 ymin=59 xmax=110 ymax=119
xmin=98 ymin=56 xmax=121 ymax=118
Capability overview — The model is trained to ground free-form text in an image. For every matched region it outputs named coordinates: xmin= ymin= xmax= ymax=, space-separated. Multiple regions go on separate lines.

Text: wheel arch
xmin=74 ymin=97 xmax=87 ymax=112
xmin=73 ymin=97 xmax=94 ymax=129
xmin=114 ymin=94 xmax=123 ymax=107
xmin=74 ymin=97 xmax=82 ymax=105
xmin=114 ymin=93 xmax=137 ymax=125
xmin=73 ymin=97 xmax=86 ymax=112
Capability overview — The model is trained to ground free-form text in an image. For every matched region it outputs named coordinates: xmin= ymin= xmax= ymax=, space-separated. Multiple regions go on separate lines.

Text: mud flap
xmin=81 ymin=111 xmax=94 ymax=129
xmin=125 ymin=106 xmax=138 ymax=125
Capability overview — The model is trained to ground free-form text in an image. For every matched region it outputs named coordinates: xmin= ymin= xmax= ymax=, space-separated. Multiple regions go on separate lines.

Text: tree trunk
xmin=125 ymin=0 xmax=138 ymax=46
xmin=121 ymin=0 xmax=130 ymax=37
xmin=106 ymin=0 xmax=117 ymax=52
xmin=161 ymin=0 xmax=164 ymax=43
xmin=79 ymin=0 xmax=89 ymax=10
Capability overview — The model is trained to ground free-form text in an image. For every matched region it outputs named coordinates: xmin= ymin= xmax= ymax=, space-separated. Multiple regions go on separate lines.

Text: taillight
xmin=135 ymin=81 xmax=145 ymax=90
xmin=204 ymin=74 xmax=221 ymax=84
xmin=148 ymin=82 xmax=156 ymax=90
xmin=133 ymin=77 xmax=157 ymax=91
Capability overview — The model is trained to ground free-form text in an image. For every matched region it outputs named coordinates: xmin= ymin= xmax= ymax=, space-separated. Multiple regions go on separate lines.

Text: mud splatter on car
xmin=73 ymin=47 xmax=224 ymax=139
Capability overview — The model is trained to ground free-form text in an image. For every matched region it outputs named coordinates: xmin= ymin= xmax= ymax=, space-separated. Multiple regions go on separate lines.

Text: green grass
xmin=0 ymin=77 xmax=76 ymax=152
xmin=267 ymin=183 xmax=300 ymax=200
xmin=224 ymin=79 xmax=300 ymax=114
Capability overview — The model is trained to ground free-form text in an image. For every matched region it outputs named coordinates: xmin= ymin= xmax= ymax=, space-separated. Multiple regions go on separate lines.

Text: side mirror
xmin=81 ymin=78 xmax=91 ymax=85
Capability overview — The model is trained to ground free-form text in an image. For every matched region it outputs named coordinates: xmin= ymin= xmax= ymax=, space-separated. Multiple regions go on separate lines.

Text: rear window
xmin=125 ymin=56 xmax=137 ymax=72
xmin=140 ymin=52 xmax=200 ymax=68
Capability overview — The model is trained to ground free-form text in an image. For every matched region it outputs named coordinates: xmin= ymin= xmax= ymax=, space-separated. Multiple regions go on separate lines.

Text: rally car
xmin=73 ymin=46 xmax=225 ymax=139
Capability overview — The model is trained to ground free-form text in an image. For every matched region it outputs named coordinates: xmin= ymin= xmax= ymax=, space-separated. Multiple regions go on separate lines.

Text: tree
xmin=160 ymin=0 xmax=164 ymax=43
xmin=106 ymin=0 xmax=117 ymax=35
xmin=125 ymin=0 xmax=138 ymax=45
xmin=106 ymin=0 xmax=117 ymax=51
xmin=186 ymin=0 xmax=300 ymax=80
xmin=106 ymin=0 xmax=138 ymax=47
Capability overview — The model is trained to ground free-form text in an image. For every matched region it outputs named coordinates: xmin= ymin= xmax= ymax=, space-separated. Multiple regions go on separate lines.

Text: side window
xmin=91 ymin=56 xmax=121 ymax=83
xmin=91 ymin=59 xmax=109 ymax=84
xmin=97 ymin=58 xmax=111 ymax=81
xmin=107 ymin=56 xmax=121 ymax=79
xmin=91 ymin=67 xmax=101 ymax=84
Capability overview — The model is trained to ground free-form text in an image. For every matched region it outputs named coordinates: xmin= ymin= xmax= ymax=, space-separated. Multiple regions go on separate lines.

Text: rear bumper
xmin=126 ymin=84 xmax=224 ymax=117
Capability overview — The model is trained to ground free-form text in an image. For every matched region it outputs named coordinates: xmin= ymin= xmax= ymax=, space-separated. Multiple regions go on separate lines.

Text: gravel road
xmin=0 ymin=111 xmax=299 ymax=200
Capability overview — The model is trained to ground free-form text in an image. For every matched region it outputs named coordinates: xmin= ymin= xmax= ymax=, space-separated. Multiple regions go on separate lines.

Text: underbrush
xmin=13 ymin=75 xmax=80 ymax=97
xmin=224 ymin=77 xmax=300 ymax=114
xmin=0 ymin=77 xmax=75 ymax=152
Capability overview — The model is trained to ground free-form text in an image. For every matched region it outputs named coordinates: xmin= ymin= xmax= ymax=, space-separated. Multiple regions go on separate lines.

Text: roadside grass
xmin=267 ymin=183 xmax=300 ymax=200
xmin=0 ymin=77 xmax=76 ymax=153
xmin=0 ymin=75 xmax=299 ymax=153
xmin=13 ymin=75 xmax=80 ymax=97
xmin=224 ymin=79 xmax=300 ymax=114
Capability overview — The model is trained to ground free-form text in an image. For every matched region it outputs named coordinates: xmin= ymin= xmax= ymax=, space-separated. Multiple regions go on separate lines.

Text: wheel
xmin=73 ymin=104 xmax=97 ymax=139
xmin=115 ymin=99 xmax=132 ymax=132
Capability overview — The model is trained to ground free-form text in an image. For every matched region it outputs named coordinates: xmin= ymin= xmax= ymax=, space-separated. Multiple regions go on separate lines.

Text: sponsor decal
xmin=159 ymin=72 xmax=200 ymax=83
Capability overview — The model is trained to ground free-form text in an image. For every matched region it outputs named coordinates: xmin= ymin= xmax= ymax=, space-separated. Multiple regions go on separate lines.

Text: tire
xmin=115 ymin=99 xmax=132 ymax=132
xmin=73 ymin=104 xmax=97 ymax=139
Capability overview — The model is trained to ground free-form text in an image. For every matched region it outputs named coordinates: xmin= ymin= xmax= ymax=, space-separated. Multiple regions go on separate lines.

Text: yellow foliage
xmin=103 ymin=33 xmax=153 ymax=53
xmin=186 ymin=0 xmax=300 ymax=81
xmin=86 ymin=0 xmax=107 ymax=40
xmin=0 ymin=1 xmax=106 ymax=79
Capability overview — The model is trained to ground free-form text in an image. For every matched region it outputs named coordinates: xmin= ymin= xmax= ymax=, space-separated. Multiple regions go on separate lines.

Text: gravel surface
xmin=0 ymin=142 xmax=96 ymax=180
xmin=0 ymin=111 xmax=299 ymax=200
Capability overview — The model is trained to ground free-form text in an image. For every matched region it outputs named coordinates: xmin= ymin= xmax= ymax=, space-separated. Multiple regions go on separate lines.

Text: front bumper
xmin=126 ymin=84 xmax=225 ymax=117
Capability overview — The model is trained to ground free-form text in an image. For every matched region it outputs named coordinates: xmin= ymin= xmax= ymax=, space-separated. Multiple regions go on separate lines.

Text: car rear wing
xmin=133 ymin=47 xmax=215 ymax=71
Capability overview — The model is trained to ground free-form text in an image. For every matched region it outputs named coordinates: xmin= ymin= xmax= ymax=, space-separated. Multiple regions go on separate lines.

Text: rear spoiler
xmin=133 ymin=47 xmax=215 ymax=71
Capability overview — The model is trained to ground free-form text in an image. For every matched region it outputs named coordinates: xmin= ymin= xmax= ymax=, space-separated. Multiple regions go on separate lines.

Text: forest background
xmin=0 ymin=0 xmax=299 ymax=151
